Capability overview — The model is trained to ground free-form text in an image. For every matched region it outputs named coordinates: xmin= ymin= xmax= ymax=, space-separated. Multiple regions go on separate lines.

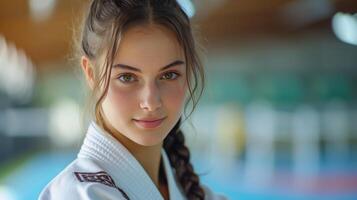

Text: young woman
xmin=39 ymin=0 xmax=227 ymax=199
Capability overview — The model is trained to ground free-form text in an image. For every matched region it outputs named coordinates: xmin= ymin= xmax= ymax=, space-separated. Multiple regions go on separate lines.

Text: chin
xmin=134 ymin=131 xmax=166 ymax=147
xmin=133 ymin=135 xmax=165 ymax=147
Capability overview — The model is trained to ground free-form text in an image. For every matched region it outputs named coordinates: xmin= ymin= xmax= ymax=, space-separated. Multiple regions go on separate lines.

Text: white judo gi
xmin=39 ymin=122 xmax=227 ymax=200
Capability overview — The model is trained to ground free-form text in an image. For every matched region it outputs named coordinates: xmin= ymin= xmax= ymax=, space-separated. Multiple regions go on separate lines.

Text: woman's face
xmin=101 ymin=24 xmax=188 ymax=147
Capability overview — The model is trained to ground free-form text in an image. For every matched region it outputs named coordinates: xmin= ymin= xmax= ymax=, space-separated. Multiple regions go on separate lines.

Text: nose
xmin=139 ymin=82 xmax=162 ymax=112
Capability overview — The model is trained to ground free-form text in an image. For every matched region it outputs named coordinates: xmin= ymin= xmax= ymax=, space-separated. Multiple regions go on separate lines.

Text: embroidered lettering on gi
xmin=74 ymin=171 xmax=130 ymax=200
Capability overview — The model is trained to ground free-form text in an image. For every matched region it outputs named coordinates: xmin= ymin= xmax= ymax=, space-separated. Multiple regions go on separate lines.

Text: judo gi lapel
xmin=161 ymin=148 xmax=186 ymax=200
xmin=78 ymin=122 xmax=186 ymax=200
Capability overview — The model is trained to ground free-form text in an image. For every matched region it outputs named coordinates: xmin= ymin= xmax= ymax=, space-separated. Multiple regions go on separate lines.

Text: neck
xmin=102 ymin=122 xmax=170 ymax=199
xmin=132 ymin=144 xmax=170 ymax=200
xmin=107 ymin=127 xmax=163 ymax=187
xmin=129 ymin=142 xmax=163 ymax=187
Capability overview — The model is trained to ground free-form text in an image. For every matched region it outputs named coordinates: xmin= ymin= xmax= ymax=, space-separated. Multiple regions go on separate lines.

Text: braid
xmin=164 ymin=118 xmax=205 ymax=200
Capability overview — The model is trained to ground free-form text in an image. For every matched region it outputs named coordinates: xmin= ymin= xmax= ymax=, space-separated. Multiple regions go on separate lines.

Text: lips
xmin=133 ymin=117 xmax=166 ymax=129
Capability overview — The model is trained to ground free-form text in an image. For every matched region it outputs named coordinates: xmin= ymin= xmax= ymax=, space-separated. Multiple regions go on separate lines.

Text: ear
xmin=81 ymin=56 xmax=95 ymax=90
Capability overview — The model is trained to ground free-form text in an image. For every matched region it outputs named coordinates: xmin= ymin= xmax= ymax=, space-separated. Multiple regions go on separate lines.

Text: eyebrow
xmin=112 ymin=60 xmax=185 ymax=73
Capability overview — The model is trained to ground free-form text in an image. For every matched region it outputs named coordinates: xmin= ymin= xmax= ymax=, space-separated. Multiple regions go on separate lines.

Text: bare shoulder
xmin=202 ymin=184 xmax=229 ymax=200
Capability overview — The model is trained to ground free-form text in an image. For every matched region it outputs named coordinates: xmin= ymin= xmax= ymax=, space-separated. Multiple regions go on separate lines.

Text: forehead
xmin=114 ymin=24 xmax=184 ymax=70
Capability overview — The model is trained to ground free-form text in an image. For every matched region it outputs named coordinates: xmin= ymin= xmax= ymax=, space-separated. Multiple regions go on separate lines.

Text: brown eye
xmin=161 ymin=72 xmax=180 ymax=80
xmin=117 ymin=73 xmax=137 ymax=83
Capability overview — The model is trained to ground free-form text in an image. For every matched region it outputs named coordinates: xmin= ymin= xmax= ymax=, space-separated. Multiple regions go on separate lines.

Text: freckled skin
xmin=101 ymin=24 xmax=188 ymax=147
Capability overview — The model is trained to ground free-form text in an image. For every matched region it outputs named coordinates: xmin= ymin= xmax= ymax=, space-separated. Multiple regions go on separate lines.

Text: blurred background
xmin=1 ymin=0 xmax=357 ymax=199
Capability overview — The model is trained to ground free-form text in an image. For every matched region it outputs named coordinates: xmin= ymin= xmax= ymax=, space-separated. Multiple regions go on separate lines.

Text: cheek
xmin=103 ymin=83 xmax=137 ymax=121
xmin=162 ymin=81 xmax=187 ymax=112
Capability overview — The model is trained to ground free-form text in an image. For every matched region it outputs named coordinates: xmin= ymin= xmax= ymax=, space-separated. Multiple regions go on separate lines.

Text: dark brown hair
xmin=77 ymin=0 xmax=205 ymax=199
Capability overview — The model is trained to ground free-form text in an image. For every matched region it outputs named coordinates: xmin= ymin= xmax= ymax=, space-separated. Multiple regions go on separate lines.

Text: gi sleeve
xmin=38 ymin=171 xmax=130 ymax=200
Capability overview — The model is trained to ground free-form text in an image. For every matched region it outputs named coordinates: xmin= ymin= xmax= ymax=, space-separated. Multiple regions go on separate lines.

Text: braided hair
xmin=164 ymin=118 xmax=205 ymax=199
xmin=77 ymin=0 xmax=206 ymax=199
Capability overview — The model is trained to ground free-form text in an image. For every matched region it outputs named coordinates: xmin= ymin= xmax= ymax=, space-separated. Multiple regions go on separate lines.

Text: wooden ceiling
xmin=0 ymin=0 xmax=86 ymax=69
xmin=0 ymin=0 xmax=356 ymax=70
xmin=195 ymin=0 xmax=357 ymax=44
